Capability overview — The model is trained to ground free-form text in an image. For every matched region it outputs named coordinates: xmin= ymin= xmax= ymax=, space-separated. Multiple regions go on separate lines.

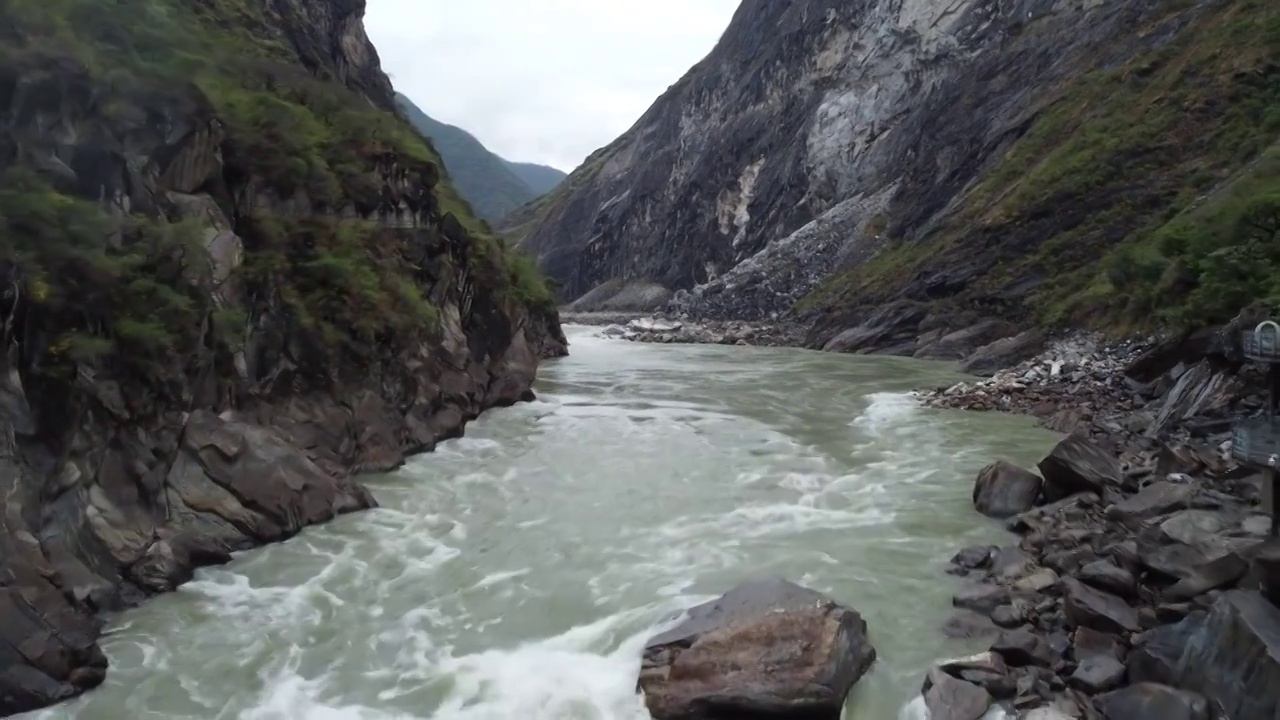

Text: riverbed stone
xmin=1106 ymin=480 xmax=1197 ymax=522
xmin=1068 ymin=655 xmax=1126 ymax=693
xmin=1062 ymin=578 xmax=1140 ymax=634
xmin=924 ymin=668 xmax=992 ymax=720
xmin=1094 ymin=683 xmax=1212 ymax=720
xmin=1073 ymin=626 xmax=1125 ymax=662
xmin=1076 ymin=560 xmax=1136 ymax=598
xmin=1038 ymin=434 xmax=1121 ymax=502
xmin=1013 ymin=567 xmax=1060 ymax=594
xmin=1151 ymin=590 xmax=1280 ymax=719
xmin=991 ymin=629 xmax=1053 ymax=668
xmin=942 ymin=611 xmax=1000 ymax=639
xmin=637 ymin=577 xmax=876 ymax=720
xmin=953 ymin=583 xmax=1009 ymax=615
xmin=1163 ymin=551 xmax=1247 ymax=600
xmin=973 ymin=460 xmax=1043 ymax=518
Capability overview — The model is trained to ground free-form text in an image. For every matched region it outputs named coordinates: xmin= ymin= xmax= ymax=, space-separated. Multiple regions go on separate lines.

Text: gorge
xmin=3 ymin=0 xmax=1280 ymax=717
xmin=509 ymin=0 xmax=1279 ymax=357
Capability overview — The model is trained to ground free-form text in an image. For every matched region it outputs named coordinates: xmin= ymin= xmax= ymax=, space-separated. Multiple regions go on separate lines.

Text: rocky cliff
xmin=0 ymin=0 xmax=565 ymax=714
xmin=512 ymin=0 xmax=1279 ymax=353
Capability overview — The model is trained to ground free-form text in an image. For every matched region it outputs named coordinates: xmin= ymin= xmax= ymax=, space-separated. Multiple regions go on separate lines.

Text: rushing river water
xmin=25 ymin=325 xmax=1061 ymax=720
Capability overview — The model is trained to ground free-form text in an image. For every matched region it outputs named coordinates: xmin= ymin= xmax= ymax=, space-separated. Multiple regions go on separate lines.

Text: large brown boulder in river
xmin=638 ymin=577 xmax=876 ymax=720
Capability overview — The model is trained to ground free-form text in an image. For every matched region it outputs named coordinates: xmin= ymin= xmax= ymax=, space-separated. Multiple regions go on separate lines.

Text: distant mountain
xmin=502 ymin=160 xmax=566 ymax=196
xmin=394 ymin=93 xmax=563 ymax=222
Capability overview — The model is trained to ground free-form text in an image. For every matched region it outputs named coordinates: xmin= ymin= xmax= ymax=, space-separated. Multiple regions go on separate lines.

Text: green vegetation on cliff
xmin=808 ymin=0 xmax=1280 ymax=334
xmin=395 ymin=94 xmax=565 ymax=222
xmin=1 ymin=0 xmax=553 ymax=394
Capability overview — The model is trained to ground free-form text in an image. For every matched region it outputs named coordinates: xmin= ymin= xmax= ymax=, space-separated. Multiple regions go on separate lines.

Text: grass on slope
xmin=806 ymin=0 xmax=1280 ymax=334
xmin=498 ymin=146 xmax=613 ymax=245
xmin=0 ymin=0 xmax=553 ymax=387
xmin=396 ymin=93 xmax=546 ymax=222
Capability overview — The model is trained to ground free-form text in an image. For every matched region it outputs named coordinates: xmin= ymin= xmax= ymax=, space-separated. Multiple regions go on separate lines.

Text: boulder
xmin=1163 ymin=552 xmax=1247 ymax=600
xmin=991 ymin=629 xmax=1053 ymax=667
xmin=937 ymin=652 xmax=1013 ymax=698
xmin=953 ymin=584 xmax=1009 ymax=615
xmin=1062 ymin=578 xmax=1140 ymax=634
xmin=1094 ymin=683 xmax=1212 ymax=720
xmin=1076 ymin=560 xmax=1136 ymax=599
xmin=973 ymin=460 xmax=1043 ymax=518
xmin=638 ymin=577 xmax=876 ymax=720
xmin=1038 ymin=434 xmax=1121 ymax=502
xmin=924 ymin=668 xmax=992 ymax=720
xmin=961 ymin=331 xmax=1045 ymax=376
xmin=942 ymin=611 xmax=1000 ymax=639
xmin=1073 ymin=627 xmax=1125 ymax=662
xmin=1151 ymin=590 xmax=1280 ymax=719
xmin=950 ymin=545 xmax=996 ymax=572
xmin=1068 ymin=655 xmax=1126 ymax=693
xmin=1105 ymin=481 xmax=1197 ymax=522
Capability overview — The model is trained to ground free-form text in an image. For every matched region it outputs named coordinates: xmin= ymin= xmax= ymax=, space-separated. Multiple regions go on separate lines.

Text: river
xmin=24 ymin=325 xmax=1060 ymax=720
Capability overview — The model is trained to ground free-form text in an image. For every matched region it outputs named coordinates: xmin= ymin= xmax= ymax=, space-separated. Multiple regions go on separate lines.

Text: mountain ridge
xmin=513 ymin=0 xmax=1279 ymax=354
xmin=395 ymin=93 xmax=566 ymax=221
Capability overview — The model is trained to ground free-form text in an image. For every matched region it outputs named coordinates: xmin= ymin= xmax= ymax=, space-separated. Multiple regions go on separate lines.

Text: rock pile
xmin=920 ymin=425 xmax=1278 ymax=718
xmin=597 ymin=316 xmax=804 ymax=347
xmin=919 ymin=333 xmax=1153 ymax=431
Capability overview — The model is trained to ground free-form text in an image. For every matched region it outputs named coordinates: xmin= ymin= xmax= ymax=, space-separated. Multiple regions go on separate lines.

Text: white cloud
xmin=363 ymin=0 xmax=740 ymax=172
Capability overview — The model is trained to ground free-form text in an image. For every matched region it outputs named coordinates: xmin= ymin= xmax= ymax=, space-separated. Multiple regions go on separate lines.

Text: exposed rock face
xmin=510 ymin=0 xmax=1267 ymax=355
xmin=638 ymin=577 xmax=876 ymax=720
xmin=0 ymin=0 xmax=566 ymax=715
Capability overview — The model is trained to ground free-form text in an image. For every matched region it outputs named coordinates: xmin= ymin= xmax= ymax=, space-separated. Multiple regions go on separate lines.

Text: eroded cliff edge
xmin=511 ymin=0 xmax=1278 ymax=355
xmin=0 ymin=0 xmax=566 ymax=714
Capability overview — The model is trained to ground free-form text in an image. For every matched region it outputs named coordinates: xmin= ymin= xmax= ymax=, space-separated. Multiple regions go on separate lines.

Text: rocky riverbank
xmin=564 ymin=312 xmax=804 ymax=348
xmin=916 ymin=332 xmax=1155 ymax=433
xmin=913 ymin=305 xmax=1280 ymax=718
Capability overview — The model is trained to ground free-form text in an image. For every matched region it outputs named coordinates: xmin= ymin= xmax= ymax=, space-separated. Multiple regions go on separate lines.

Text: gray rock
xmin=1012 ymin=567 xmax=1060 ymax=594
xmin=1062 ymin=578 xmax=1140 ymax=634
xmin=1068 ymin=655 xmax=1126 ymax=693
xmin=1163 ymin=551 xmax=1247 ymax=600
xmin=1148 ymin=590 xmax=1280 ymax=719
xmin=924 ymin=668 xmax=993 ymax=720
xmin=1073 ymin=626 xmax=1125 ymax=662
xmin=991 ymin=629 xmax=1053 ymax=668
xmin=943 ymin=611 xmax=1000 ymax=640
xmin=992 ymin=604 xmax=1026 ymax=628
xmin=1038 ymin=434 xmax=1122 ymax=502
xmin=638 ymin=577 xmax=876 ymax=720
xmin=1077 ymin=560 xmax=1136 ymax=598
xmin=973 ymin=460 xmax=1044 ymax=518
xmin=1159 ymin=510 xmax=1234 ymax=554
xmin=951 ymin=545 xmax=996 ymax=571
xmin=953 ymin=583 xmax=1010 ymax=616
xmin=1106 ymin=481 xmax=1197 ymax=522
xmin=1094 ymin=683 xmax=1212 ymax=720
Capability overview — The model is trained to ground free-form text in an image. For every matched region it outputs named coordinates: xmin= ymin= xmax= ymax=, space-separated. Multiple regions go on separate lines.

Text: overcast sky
xmin=364 ymin=1 xmax=740 ymax=172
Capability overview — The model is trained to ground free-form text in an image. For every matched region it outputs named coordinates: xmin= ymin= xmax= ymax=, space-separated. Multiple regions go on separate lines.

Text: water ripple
xmin=25 ymin=325 xmax=1061 ymax=720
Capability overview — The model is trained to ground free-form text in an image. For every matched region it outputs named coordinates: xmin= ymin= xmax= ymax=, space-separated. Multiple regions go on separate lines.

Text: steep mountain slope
xmin=395 ymin=93 xmax=563 ymax=221
xmin=517 ymin=0 xmax=1279 ymax=349
xmin=0 ymin=0 xmax=564 ymax=714
xmin=503 ymin=159 xmax=566 ymax=195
